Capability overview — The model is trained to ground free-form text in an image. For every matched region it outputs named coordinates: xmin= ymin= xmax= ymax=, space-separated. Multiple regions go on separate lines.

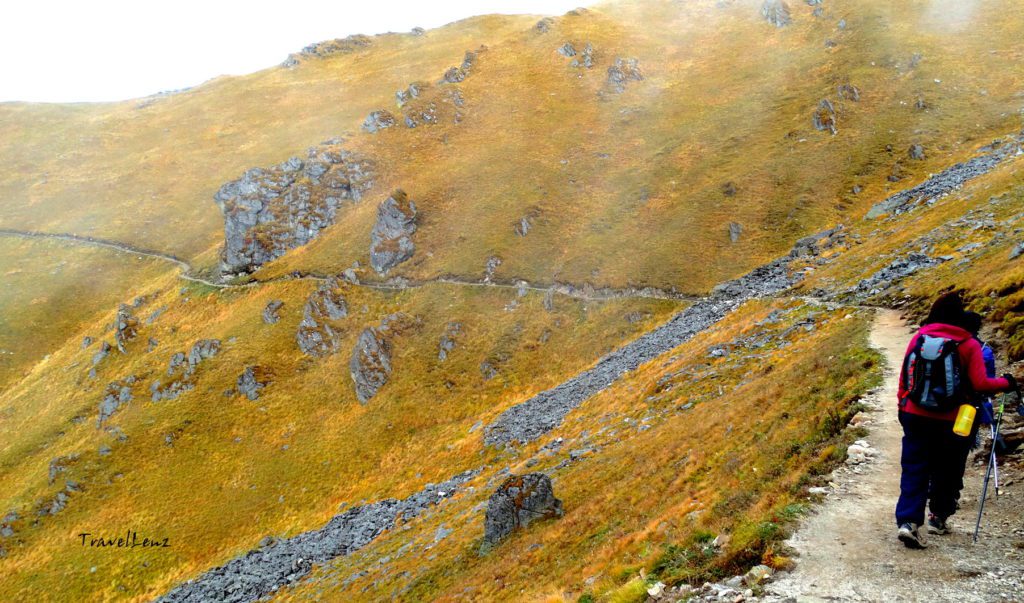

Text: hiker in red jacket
xmin=894 ymin=292 xmax=1019 ymax=549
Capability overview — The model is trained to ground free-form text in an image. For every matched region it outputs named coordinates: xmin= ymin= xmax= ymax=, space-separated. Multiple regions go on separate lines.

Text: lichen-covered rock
xmin=761 ymin=0 xmax=792 ymax=26
xmin=606 ymin=57 xmax=643 ymax=92
xmin=214 ymin=142 xmax=375 ymax=275
xmin=812 ymin=98 xmax=837 ymax=134
xmin=114 ymin=303 xmax=139 ymax=353
xmin=236 ymin=366 xmax=271 ymax=401
xmin=362 ymin=110 xmax=396 ymax=133
xmin=263 ymin=300 xmax=284 ymax=324
xmin=97 ymin=376 xmax=137 ymax=427
xmin=369 ymin=190 xmax=418 ymax=275
xmin=482 ymin=474 xmax=563 ymax=550
xmin=296 ymin=278 xmax=349 ymax=357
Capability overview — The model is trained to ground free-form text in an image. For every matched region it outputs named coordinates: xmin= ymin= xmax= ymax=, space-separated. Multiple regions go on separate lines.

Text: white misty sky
xmin=0 ymin=0 xmax=593 ymax=103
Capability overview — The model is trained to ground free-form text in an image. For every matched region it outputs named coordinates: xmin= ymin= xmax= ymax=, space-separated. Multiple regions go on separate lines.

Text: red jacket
xmin=898 ymin=322 xmax=1010 ymax=421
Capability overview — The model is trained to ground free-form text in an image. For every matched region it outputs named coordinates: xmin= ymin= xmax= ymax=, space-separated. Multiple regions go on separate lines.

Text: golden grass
xmin=272 ymin=299 xmax=881 ymax=601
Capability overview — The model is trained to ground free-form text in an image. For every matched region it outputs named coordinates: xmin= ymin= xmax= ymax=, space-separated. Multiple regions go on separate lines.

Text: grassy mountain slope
xmin=0 ymin=1 xmax=1023 ymax=602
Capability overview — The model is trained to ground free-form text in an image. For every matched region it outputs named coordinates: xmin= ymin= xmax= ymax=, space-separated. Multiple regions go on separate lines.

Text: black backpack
xmin=902 ymin=334 xmax=967 ymax=411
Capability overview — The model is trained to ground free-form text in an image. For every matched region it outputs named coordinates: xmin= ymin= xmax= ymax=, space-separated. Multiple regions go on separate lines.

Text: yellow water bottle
xmin=953 ymin=404 xmax=976 ymax=437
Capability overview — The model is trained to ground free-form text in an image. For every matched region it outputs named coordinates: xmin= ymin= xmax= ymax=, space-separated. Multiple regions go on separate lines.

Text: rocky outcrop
xmin=362 ymin=110 xmax=396 ymax=133
xmin=150 ymin=340 xmax=221 ymax=401
xmin=571 ymin=43 xmax=595 ymax=69
xmin=908 ymin=144 xmax=926 ymax=160
xmin=729 ymin=222 xmax=743 ymax=243
xmin=535 ymin=17 xmax=554 ymax=33
xmin=395 ymin=82 xmax=427 ymax=107
xmin=215 ymin=141 xmax=375 ymax=275
xmin=98 ymin=376 xmax=136 ymax=427
xmin=837 ymin=83 xmax=860 ymax=101
xmin=236 ymin=366 xmax=271 ymax=401
xmin=350 ymin=327 xmax=391 ymax=403
xmin=91 ymin=341 xmax=111 ymax=366
xmin=369 ymin=190 xmax=418 ymax=275
xmin=557 ymin=42 xmax=576 ymax=57
xmin=349 ymin=313 xmax=418 ymax=403
xmin=81 ymin=336 xmax=93 ymax=349
xmin=262 ymin=300 xmax=284 ymax=324
xmin=155 ymin=469 xmax=477 ymax=603
xmin=482 ymin=474 xmax=563 ymax=550
xmin=282 ymin=35 xmax=372 ymax=67
xmin=438 ymin=322 xmax=462 ymax=361
xmin=484 ymin=256 xmax=502 ymax=282
xmin=296 ymin=278 xmax=348 ymax=357
xmin=114 ymin=304 xmax=139 ymax=353
xmin=606 ymin=57 xmax=643 ymax=93
xmin=812 ymin=99 xmax=837 ymax=135
xmin=761 ymin=0 xmax=792 ymax=27
xmin=48 ymin=454 xmax=79 ymax=485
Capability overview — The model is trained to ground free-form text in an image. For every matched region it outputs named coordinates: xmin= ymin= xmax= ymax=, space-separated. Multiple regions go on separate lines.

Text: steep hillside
xmin=1 ymin=1 xmax=1024 ymax=602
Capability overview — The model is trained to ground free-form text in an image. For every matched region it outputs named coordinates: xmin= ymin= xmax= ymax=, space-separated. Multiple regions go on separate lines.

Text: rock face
xmin=349 ymin=313 xmax=418 ymax=403
xmin=296 ymin=278 xmax=348 ymax=357
xmin=607 ymin=57 xmax=643 ymax=93
xmin=114 ymin=304 xmax=139 ymax=353
xmin=761 ymin=0 xmax=792 ymax=27
xmin=812 ymin=99 xmax=838 ymax=135
xmin=214 ymin=141 xmax=375 ymax=275
xmin=155 ymin=470 xmax=477 ymax=603
xmin=369 ymin=190 xmax=418 ymax=275
xmin=362 ymin=110 xmax=396 ymax=133
xmin=262 ymin=300 xmax=284 ymax=324
xmin=482 ymin=474 xmax=563 ymax=550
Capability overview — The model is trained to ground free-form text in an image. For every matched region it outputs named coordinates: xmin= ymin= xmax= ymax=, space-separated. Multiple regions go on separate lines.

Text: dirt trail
xmin=766 ymin=309 xmax=1024 ymax=602
xmin=0 ymin=228 xmax=698 ymax=302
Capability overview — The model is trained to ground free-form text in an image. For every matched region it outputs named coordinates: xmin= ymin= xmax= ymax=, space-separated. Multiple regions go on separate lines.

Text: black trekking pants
xmin=895 ymin=411 xmax=974 ymax=527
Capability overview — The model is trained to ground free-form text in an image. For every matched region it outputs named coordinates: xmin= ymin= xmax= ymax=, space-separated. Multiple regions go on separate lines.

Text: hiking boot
xmin=898 ymin=522 xmax=928 ymax=549
xmin=927 ymin=514 xmax=951 ymax=535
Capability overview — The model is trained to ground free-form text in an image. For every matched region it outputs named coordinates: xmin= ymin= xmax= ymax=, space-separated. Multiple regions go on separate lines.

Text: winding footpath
xmin=766 ymin=310 xmax=1024 ymax=602
xmin=0 ymin=228 xmax=698 ymax=302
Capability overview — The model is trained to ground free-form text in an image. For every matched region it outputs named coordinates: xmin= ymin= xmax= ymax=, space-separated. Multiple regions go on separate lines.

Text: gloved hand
xmin=1003 ymin=373 xmax=1018 ymax=392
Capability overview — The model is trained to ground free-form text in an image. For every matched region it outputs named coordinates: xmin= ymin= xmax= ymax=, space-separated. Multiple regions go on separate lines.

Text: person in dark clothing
xmin=895 ymin=292 xmax=1019 ymax=549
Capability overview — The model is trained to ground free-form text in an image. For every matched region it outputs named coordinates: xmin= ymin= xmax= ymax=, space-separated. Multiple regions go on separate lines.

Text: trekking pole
xmin=974 ymin=394 xmax=1007 ymax=543
xmin=991 ymin=423 xmax=1000 ymax=497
